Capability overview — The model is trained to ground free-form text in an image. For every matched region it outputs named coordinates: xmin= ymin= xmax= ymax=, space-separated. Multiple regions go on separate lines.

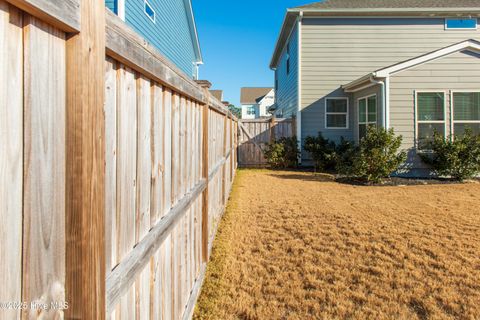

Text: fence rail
xmin=0 ymin=1 xmax=237 ymax=319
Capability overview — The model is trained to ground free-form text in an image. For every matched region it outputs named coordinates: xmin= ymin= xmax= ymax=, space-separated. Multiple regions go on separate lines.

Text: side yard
xmin=194 ymin=170 xmax=480 ymax=319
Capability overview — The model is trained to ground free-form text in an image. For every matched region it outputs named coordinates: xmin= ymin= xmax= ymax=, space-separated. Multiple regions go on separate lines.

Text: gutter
xmin=344 ymin=75 xmax=388 ymax=128
xmin=288 ymin=7 xmax=480 ymax=14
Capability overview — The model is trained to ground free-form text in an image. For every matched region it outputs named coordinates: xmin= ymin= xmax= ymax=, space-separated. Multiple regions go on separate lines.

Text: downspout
xmin=118 ymin=0 xmax=126 ymax=20
xmin=297 ymin=11 xmax=303 ymax=164
xmin=369 ymin=76 xmax=387 ymax=128
xmin=385 ymin=77 xmax=390 ymax=129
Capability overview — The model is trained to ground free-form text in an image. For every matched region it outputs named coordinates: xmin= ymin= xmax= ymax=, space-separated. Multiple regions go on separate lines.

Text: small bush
xmin=264 ymin=136 xmax=300 ymax=169
xmin=420 ymin=129 xmax=480 ymax=181
xmin=304 ymin=133 xmax=336 ymax=172
xmin=334 ymin=138 xmax=357 ymax=175
xmin=337 ymin=127 xmax=407 ymax=183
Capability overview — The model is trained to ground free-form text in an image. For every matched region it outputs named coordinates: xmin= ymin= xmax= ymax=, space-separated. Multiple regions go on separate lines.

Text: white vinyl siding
xmin=390 ymin=50 xmax=480 ymax=151
xmin=301 ymin=17 xmax=480 ymax=144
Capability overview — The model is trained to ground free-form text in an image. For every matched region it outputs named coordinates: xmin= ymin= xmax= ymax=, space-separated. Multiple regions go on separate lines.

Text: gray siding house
xmin=271 ymin=0 xmax=480 ymax=176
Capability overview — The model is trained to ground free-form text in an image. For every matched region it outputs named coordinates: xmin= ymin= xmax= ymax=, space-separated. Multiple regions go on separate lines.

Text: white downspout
xmin=370 ymin=76 xmax=387 ymax=128
xmin=297 ymin=11 xmax=303 ymax=164
xmin=385 ymin=77 xmax=390 ymax=129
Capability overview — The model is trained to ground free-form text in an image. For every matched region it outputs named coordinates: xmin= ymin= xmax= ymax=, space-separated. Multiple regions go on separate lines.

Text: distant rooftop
xmin=209 ymin=90 xmax=223 ymax=101
xmin=240 ymin=87 xmax=273 ymax=105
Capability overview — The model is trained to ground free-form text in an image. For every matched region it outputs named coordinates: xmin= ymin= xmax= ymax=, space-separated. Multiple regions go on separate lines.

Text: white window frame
xmin=450 ymin=90 xmax=480 ymax=137
xmin=445 ymin=18 xmax=478 ymax=30
xmin=325 ymin=97 xmax=349 ymax=129
xmin=144 ymin=0 xmax=156 ymax=23
xmin=414 ymin=90 xmax=447 ymax=149
xmin=357 ymin=94 xmax=377 ymax=140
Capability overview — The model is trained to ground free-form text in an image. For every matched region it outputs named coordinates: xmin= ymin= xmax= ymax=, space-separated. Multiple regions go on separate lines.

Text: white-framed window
xmin=452 ymin=91 xmax=480 ymax=137
xmin=445 ymin=18 xmax=477 ymax=30
xmin=325 ymin=98 xmax=349 ymax=129
xmin=144 ymin=0 xmax=156 ymax=23
xmin=246 ymin=106 xmax=256 ymax=116
xmin=415 ymin=91 xmax=447 ymax=149
xmin=358 ymin=94 xmax=377 ymax=140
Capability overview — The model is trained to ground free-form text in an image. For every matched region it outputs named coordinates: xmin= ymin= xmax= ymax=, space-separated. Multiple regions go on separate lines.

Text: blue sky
xmin=192 ymin=0 xmax=309 ymax=106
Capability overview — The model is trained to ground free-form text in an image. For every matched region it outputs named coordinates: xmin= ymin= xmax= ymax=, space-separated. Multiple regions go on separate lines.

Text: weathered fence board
xmin=238 ymin=118 xmax=294 ymax=167
xmin=0 ymin=3 xmax=22 ymax=319
xmin=0 ymin=1 xmax=238 ymax=319
xmin=23 ymin=14 xmax=66 ymax=319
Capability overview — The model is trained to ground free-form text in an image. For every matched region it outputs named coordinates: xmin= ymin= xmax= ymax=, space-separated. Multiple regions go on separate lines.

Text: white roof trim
xmin=374 ymin=39 xmax=480 ymax=77
xmin=289 ymin=8 xmax=480 ymax=14
xmin=183 ymin=0 xmax=203 ymax=63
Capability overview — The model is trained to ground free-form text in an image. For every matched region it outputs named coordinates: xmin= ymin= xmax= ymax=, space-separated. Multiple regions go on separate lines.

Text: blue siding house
xmin=106 ymin=0 xmax=203 ymax=79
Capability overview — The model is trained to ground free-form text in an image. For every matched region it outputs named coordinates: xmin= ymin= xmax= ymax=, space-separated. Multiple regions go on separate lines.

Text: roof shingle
xmin=240 ymin=88 xmax=273 ymax=105
xmin=209 ymin=90 xmax=223 ymax=101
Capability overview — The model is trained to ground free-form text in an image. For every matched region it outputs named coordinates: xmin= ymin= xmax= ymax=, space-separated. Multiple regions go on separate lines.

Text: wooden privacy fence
xmin=0 ymin=1 xmax=238 ymax=319
xmin=238 ymin=118 xmax=294 ymax=167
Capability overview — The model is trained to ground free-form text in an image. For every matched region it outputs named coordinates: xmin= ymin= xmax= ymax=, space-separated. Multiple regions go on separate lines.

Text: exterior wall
xmin=389 ymin=50 xmax=480 ymax=173
xmin=300 ymin=17 xmax=480 ymax=145
xmin=258 ymin=90 xmax=275 ymax=117
xmin=107 ymin=0 xmax=198 ymax=78
xmin=275 ymin=24 xmax=299 ymax=118
xmin=241 ymin=104 xmax=256 ymax=120
xmin=352 ymin=84 xmax=383 ymax=143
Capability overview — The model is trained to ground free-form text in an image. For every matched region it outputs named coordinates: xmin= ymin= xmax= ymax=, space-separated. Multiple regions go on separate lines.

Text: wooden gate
xmin=238 ymin=118 xmax=294 ymax=167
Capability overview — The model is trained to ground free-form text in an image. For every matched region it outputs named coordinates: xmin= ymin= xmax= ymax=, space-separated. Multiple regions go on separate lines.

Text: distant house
xmin=271 ymin=0 xmax=480 ymax=176
xmin=240 ymin=88 xmax=275 ymax=119
xmin=105 ymin=0 xmax=202 ymax=79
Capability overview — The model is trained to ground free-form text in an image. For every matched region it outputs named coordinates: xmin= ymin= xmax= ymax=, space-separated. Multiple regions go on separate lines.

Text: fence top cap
xmin=195 ymin=80 xmax=212 ymax=89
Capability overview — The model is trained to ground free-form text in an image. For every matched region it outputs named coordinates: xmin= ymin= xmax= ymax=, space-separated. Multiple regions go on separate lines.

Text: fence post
xmin=198 ymin=82 xmax=211 ymax=262
xmin=270 ymin=116 xmax=276 ymax=143
xmin=65 ymin=0 xmax=106 ymax=318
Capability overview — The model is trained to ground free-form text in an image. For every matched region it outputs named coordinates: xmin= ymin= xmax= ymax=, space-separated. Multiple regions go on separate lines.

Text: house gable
xmin=343 ymin=39 xmax=480 ymax=92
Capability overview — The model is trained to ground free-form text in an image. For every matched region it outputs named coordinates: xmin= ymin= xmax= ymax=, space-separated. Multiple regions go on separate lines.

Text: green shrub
xmin=420 ymin=129 xmax=480 ymax=181
xmin=334 ymin=138 xmax=357 ymax=175
xmin=337 ymin=127 xmax=407 ymax=183
xmin=304 ymin=133 xmax=336 ymax=172
xmin=264 ymin=136 xmax=300 ymax=169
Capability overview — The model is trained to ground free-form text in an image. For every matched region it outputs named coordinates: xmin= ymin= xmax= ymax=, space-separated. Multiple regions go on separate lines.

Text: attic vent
xmin=144 ymin=0 xmax=156 ymax=23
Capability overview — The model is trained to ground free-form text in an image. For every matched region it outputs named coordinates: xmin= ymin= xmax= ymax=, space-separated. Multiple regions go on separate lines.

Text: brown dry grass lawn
xmin=194 ymin=169 xmax=480 ymax=320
